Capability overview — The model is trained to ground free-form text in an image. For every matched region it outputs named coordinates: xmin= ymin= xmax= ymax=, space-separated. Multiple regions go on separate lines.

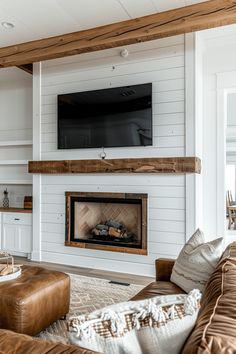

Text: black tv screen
xmin=57 ymin=83 xmax=152 ymax=149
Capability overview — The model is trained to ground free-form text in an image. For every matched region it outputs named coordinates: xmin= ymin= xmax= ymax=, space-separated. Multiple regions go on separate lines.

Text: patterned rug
xmin=38 ymin=273 xmax=143 ymax=344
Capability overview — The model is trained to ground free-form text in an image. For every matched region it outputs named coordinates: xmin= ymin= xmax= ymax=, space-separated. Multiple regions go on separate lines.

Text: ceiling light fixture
xmin=1 ymin=22 xmax=15 ymax=30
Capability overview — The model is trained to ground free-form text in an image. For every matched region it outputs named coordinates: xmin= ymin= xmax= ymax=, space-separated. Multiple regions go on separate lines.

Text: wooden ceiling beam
xmin=0 ymin=0 xmax=236 ymax=68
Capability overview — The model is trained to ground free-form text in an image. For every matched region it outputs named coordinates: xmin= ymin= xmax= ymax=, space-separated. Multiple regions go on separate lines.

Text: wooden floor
xmin=14 ymin=256 xmax=154 ymax=286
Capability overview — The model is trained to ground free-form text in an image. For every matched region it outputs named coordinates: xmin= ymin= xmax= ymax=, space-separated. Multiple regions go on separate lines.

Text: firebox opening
xmin=65 ymin=192 xmax=147 ymax=255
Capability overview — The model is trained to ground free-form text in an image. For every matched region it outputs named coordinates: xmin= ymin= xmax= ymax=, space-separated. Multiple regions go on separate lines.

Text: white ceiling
xmin=0 ymin=0 xmax=207 ymax=47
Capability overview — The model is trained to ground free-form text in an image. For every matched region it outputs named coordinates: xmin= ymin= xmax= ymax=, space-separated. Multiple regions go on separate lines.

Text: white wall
xmin=0 ymin=68 xmax=32 ymax=140
xmin=227 ymin=93 xmax=236 ymax=127
xmin=226 ymin=93 xmax=236 ymax=164
xmin=34 ymin=35 xmax=192 ymax=276
xmin=200 ymin=26 xmax=236 ymax=239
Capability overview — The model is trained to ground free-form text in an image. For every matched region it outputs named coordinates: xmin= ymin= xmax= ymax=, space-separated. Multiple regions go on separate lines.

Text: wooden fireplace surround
xmin=65 ymin=191 xmax=148 ymax=255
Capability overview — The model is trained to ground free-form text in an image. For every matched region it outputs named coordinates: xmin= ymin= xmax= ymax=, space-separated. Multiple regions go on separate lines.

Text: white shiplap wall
xmin=38 ymin=35 xmax=186 ymax=276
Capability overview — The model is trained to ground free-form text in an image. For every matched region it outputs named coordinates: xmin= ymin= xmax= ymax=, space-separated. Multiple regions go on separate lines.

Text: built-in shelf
xmin=0 ymin=207 xmax=32 ymax=213
xmin=0 ymin=135 xmax=31 ymax=183
xmin=0 ymin=140 xmax=32 ymax=147
xmin=0 ymin=180 xmax=32 ymax=185
xmin=0 ymin=160 xmax=28 ymax=165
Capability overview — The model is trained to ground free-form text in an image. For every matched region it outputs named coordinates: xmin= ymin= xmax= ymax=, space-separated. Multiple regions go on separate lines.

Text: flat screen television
xmin=57 ymin=83 xmax=152 ymax=149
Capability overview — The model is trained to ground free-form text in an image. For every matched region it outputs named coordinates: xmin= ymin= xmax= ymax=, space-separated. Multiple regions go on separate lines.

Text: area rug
xmin=38 ymin=273 xmax=144 ymax=344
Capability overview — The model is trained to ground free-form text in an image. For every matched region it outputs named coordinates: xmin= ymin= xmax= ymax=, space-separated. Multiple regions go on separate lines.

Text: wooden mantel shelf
xmin=28 ymin=157 xmax=201 ymax=174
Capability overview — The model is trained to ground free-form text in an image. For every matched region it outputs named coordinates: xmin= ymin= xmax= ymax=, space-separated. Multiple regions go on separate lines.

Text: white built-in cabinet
xmin=0 ymin=212 xmax=32 ymax=257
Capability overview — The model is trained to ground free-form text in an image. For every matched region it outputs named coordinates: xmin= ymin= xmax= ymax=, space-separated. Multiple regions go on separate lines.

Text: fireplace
xmin=65 ymin=192 xmax=147 ymax=255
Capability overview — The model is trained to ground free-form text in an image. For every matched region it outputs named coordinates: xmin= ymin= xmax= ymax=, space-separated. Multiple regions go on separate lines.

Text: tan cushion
xmin=170 ymin=229 xmax=223 ymax=292
xmin=182 ymin=242 xmax=236 ymax=354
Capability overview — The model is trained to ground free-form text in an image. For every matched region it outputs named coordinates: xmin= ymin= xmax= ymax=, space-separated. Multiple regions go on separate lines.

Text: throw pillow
xmin=170 ymin=228 xmax=223 ymax=293
xmin=68 ymin=289 xmax=201 ymax=354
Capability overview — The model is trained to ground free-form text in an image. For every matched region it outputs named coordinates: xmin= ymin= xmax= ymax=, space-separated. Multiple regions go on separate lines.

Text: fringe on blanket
xmin=68 ymin=289 xmax=202 ymax=340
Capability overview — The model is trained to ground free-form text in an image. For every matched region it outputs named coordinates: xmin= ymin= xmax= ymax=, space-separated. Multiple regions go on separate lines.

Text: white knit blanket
xmin=68 ymin=289 xmax=201 ymax=354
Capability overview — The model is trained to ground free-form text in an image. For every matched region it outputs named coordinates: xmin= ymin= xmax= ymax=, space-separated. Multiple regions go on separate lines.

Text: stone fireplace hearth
xmin=65 ymin=192 xmax=147 ymax=255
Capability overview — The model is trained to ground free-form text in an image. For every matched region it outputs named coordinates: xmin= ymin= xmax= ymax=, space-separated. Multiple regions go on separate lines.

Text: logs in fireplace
xmin=91 ymin=219 xmax=134 ymax=243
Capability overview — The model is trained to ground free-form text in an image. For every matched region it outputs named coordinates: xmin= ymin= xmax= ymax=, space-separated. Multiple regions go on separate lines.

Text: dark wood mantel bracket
xmin=28 ymin=157 xmax=201 ymax=174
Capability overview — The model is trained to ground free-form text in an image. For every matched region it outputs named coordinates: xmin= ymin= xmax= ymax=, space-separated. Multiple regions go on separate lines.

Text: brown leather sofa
xmin=0 ymin=242 xmax=235 ymax=354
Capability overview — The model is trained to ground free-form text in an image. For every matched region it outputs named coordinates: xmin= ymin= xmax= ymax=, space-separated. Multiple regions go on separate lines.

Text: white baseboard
xmin=41 ymin=251 xmax=154 ymax=277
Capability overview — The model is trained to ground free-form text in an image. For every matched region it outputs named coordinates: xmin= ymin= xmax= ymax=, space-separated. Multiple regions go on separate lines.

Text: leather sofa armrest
xmin=155 ymin=258 xmax=175 ymax=281
xmin=0 ymin=329 xmax=98 ymax=354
